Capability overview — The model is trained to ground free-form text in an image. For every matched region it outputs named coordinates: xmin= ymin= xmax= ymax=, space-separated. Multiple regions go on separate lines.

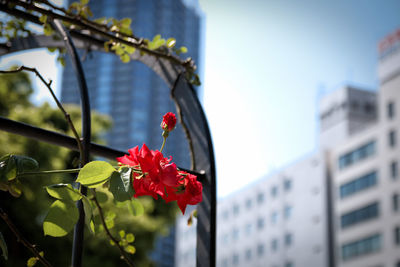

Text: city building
xmin=60 ymin=1 xmax=204 ymax=266
xmin=174 ymin=28 xmax=400 ymax=267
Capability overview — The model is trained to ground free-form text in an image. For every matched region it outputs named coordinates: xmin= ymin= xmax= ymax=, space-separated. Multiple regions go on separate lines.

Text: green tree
xmin=0 ymin=70 xmax=178 ymax=267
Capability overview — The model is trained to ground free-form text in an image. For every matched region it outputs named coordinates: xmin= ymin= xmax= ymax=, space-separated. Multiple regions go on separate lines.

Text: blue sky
xmin=199 ymin=0 xmax=400 ymax=197
xmin=1 ymin=1 xmax=400 ymax=198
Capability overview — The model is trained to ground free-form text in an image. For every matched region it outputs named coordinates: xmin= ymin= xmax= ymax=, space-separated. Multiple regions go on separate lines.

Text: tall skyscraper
xmin=60 ymin=1 xmax=204 ymax=266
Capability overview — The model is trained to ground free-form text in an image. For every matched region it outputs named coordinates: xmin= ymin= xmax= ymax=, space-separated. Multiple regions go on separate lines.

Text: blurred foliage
xmin=0 ymin=70 xmax=178 ymax=266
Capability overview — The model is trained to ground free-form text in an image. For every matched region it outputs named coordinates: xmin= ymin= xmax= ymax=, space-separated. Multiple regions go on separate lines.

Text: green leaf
xmin=8 ymin=180 xmax=22 ymax=198
xmin=82 ymin=196 xmax=94 ymax=234
xmin=27 ymin=257 xmax=37 ymax=267
xmin=120 ymin=18 xmax=131 ymax=28
xmin=126 ymin=233 xmax=135 ymax=243
xmin=46 ymin=184 xmax=82 ymax=202
xmin=15 ymin=155 xmax=39 ymax=174
xmin=80 ymin=0 xmax=89 ymax=5
xmin=127 ymin=199 xmax=144 ymax=217
xmin=95 ymin=191 xmax=109 ymax=203
xmin=120 ymin=53 xmax=130 ymax=63
xmin=109 ymin=168 xmax=133 ymax=202
xmin=119 ymin=230 xmax=125 ymax=238
xmin=124 ymin=45 xmax=136 ymax=54
xmin=43 ymin=200 xmax=79 ymax=237
xmin=76 ymin=161 xmax=115 ymax=188
xmin=0 ymin=154 xmax=17 ymax=182
xmin=166 ymin=38 xmax=176 ymax=48
xmin=0 ymin=231 xmax=7 ymax=260
xmin=43 ymin=24 xmax=53 ymax=36
xmin=179 ymin=46 xmax=188 ymax=54
xmin=125 ymin=245 xmax=136 ymax=254
xmin=39 ymin=15 xmax=47 ymax=24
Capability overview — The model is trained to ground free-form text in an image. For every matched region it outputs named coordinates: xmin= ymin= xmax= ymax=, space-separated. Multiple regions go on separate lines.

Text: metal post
xmin=53 ymin=19 xmax=91 ymax=267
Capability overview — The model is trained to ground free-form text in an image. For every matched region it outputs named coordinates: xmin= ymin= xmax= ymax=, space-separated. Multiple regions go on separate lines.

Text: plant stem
xmin=0 ymin=207 xmax=54 ymax=267
xmin=160 ymin=137 xmax=167 ymax=153
xmin=90 ymin=189 xmax=136 ymax=267
xmin=17 ymin=168 xmax=82 ymax=177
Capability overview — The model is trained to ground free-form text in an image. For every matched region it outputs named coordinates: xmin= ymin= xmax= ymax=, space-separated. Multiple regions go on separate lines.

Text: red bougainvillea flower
xmin=161 ymin=112 xmax=177 ymax=132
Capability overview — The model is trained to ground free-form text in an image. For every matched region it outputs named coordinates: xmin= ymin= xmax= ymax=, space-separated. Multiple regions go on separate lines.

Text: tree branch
xmin=0 ymin=66 xmax=84 ymax=161
xmin=0 ymin=207 xmax=54 ymax=267
xmin=9 ymin=0 xmax=196 ymax=72
xmin=91 ymin=189 xmax=136 ymax=267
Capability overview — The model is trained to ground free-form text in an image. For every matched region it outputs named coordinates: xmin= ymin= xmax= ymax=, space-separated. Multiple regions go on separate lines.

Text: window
xmin=233 ymin=204 xmax=240 ymax=215
xmin=232 ymin=253 xmax=239 ymax=265
xmin=393 ymin=193 xmax=399 ymax=212
xmin=394 ymin=227 xmax=400 ymax=245
xmin=257 ymin=243 xmax=265 ymax=256
xmin=232 ymin=228 xmax=239 ymax=241
xmin=271 ymin=239 xmax=278 ymax=252
xmin=245 ymin=223 xmax=252 ymax=235
xmin=392 ymin=161 xmax=399 ymax=180
xmin=284 ymin=179 xmax=292 ymax=191
xmin=257 ymin=192 xmax=264 ymax=204
xmin=245 ymin=248 xmax=252 ymax=260
xmin=341 ymin=234 xmax=381 ymax=261
xmin=271 ymin=211 xmax=278 ymax=224
xmin=341 ymin=202 xmax=379 ymax=228
xmin=388 ymin=101 xmax=395 ymax=119
xmin=340 ymin=171 xmax=377 ymax=198
xmin=222 ymin=210 xmax=229 ymax=220
xmin=271 ymin=186 xmax=278 ymax=198
xmin=389 ymin=130 xmax=397 ymax=147
xmin=257 ymin=217 xmax=265 ymax=230
xmin=284 ymin=205 xmax=292 ymax=220
xmin=284 ymin=233 xmax=293 ymax=247
xmin=245 ymin=198 xmax=252 ymax=209
xmin=338 ymin=141 xmax=376 ymax=169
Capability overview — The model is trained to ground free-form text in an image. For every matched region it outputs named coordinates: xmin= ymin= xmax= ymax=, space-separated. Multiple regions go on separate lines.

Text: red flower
xmin=161 ymin=112 xmax=177 ymax=131
xmin=163 ymin=172 xmax=203 ymax=214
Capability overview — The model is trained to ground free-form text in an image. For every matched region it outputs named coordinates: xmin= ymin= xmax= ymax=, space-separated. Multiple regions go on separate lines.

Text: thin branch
xmin=9 ymin=0 xmax=196 ymax=72
xmin=0 ymin=207 xmax=54 ymax=267
xmin=35 ymin=0 xmax=141 ymax=41
xmin=91 ymin=189 xmax=136 ymax=267
xmin=0 ymin=66 xmax=84 ymax=159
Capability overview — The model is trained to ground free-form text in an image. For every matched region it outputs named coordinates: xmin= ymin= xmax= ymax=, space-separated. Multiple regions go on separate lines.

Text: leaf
xmin=124 ymin=45 xmax=136 ymax=54
xmin=125 ymin=245 xmax=136 ymax=254
xmin=95 ymin=191 xmax=108 ymax=203
xmin=166 ymin=38 xmax=176 ymax=48
xmin=120 ymin=18 xmax=131 ymax=28
xmin=119 ymin=230 xmax=125 ymax=238
xmin=43 ymin=200 xmax=79 ymax=237
xmin=46 ymin=184 xmax=82 ymax=202
xmin=0 ymin=231 xmax=7 ymax=260
xmin=0 ymin=154 xmax=17 ymax=182
xmin=8 ymin=180 xmax=22 ymax=198
xmin=82 ymin=196 xmax=94 ymax=234
xmin=27 ymin=257 xmax=37 ymax=267
xmin=109 ymin=169 xmax=133 ymax=202
xmin=120 ymin=53 xmax=130 ymax=63
xmin=126 ymin=233 xmax=135 ymax=243
xmin=14 ymin=155 xmax=39 ymax=174
xmin=80 ymin=0 xmax=89 ymax=5
xmin=76 ymin=161 xmax=115 ymax=188
xmin=39 ymin=15 xmax=47 ymax=24
xmin=127 ymin=199 xmax=144 ymax=217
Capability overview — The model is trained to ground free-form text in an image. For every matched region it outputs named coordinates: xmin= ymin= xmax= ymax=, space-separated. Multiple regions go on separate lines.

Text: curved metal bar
xmin=52 ymin=19 xmax=91 ymax=267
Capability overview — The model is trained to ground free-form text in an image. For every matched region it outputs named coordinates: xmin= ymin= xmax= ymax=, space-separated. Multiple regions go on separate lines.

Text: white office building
xmin=174 ymin=28 xmax=400 ymax=267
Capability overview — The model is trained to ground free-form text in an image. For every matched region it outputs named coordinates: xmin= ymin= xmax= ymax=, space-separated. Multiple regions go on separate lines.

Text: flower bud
xmin=161 ymin=112 xmax=177 ymax=132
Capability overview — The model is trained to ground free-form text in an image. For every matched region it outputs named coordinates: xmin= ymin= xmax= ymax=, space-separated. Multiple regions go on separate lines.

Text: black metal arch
xmin=0 ymin=7 xmax=216 ymax=267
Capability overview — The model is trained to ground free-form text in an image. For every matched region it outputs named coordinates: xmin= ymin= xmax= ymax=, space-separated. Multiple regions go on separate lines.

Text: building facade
xmin=174 ymin=28 xmax=400 ymax=267
xmin=60 ymin=1 xmax=204 ymax=266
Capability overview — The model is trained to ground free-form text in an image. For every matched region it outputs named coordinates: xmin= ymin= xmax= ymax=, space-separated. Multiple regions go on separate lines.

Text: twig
xmin=0 ymin=66 xmax=84 ymax=160
xmin=0 ymin=207 xmax=54 ymax=267
xmin=10 ymin=0 xmax=196 ymax=72
xmin=91 ymin=189 xmax=136 ymax=267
